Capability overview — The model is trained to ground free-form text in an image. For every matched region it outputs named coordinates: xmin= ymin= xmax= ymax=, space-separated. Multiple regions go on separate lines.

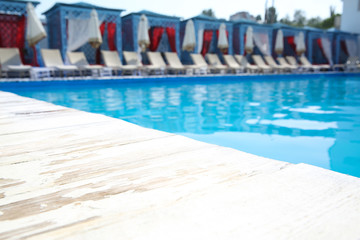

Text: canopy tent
xmin=233 ymin=19 xmax=273 ymax=57
xmin=272 ymin=23 xmax=306 ymax=58
xmin=122 ymin=10 xmax=180 ymax=54
xmin=44 ymin=2 xmax=124 ymax=64
xmin=306 ymin=27 xmax=335 ymax=65
xmin=0 ymin=0 xmax=42 ymax=65
xmin=179 ymin=14 xmax=233 ymax=64
xmin=328 ymin=29 xmax=359 ymax=64
xmin=180 ymin=15 xmax=233 ymax=56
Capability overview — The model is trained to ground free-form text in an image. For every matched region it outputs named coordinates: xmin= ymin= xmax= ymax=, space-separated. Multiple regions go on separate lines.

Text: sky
xmin=35 ymin=0 xmax=343 ymax=21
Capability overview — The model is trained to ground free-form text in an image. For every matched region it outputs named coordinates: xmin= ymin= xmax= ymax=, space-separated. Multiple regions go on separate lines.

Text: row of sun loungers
xmin=0 ymin=47 xmax=358 ymax=79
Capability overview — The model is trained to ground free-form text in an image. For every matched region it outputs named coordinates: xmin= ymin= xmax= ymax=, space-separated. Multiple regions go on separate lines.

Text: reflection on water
xmin=1 ymin=76 xmax=360 ymax=177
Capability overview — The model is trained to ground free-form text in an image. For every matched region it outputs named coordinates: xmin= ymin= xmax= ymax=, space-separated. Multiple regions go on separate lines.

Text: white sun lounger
xmin=299 ymin=56 xmax=330 ymax=71
xmin=67 ymin=51 xmax=104 ymax=76
xmin=234 ymin=55 xmax=259 ymax=73
xmin=264 ymin=55 xmax=287 ymax=73
xmin=101 ymin=50 xmax=138 ymax=75
xmin=190 ymin=53 xmax=216 ymax=74
xmin=0 ymin=48 xmax=32 ymax=78
xmin=123 ymin=51 xmax=164 ymax=75
xmin=164 ymin=52 xmax=198 ymax=75
xmin=277 ymin=57 xmax=299 ymax=72
xmin=252 ymin=55 xmax=272 ymax=73
xmin=286 ymin=56 xmax=311 ymax=72
xmin=223 ymin=55 xmax=245 ymax=74
xmin=205 ymin=53 xmax=228 ymax=73
xmin=41 ymin=49 xmax=79 ymax=77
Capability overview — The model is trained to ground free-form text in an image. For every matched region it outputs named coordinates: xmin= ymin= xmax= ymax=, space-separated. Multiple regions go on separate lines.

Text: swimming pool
xmin=1 ymin=73 xmax=360 ymax=177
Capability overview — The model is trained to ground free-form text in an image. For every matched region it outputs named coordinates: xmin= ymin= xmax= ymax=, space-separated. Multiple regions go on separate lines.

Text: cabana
xmin=0 ymin=0 xmax=41 ymax=66
xmin=232 ymin=19 xmax=273 ymax=57
xmin=180 ymin=15 xmax=233 ymax=64
xmin=122 ymin=10 xmax=180 ymax=54
xmin=43 ymin=2 xmax=124 ymax=64
xmin=329 ymin=29 xmax=359 ymax=64
xmin=305 ymin=27 xmax=334 ymax=65
xmin=272 ymin=23 xmax=307 ymax=57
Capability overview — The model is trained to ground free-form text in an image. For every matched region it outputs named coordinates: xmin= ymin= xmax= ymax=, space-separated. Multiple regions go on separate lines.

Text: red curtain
xmin=166 ymin=27 xmax=176 ymax=52
xmin=340 ymin=40 xmax=349 ymax=56
xmin=96 ymin=22 xmax=106 ymax=64
xmin=31 ymin=46 xmax=39 ymax=66
xmin=149 ymin=27 xmax=164 ymax=51
xmin=0 ymin=14 xmax=26 ymax=62
xmin=201 ymin=30 xmax=213 ymax=56
xmin=286 ymin=36 xmax=296 ymax=52
xmin=316 ymin=38 xmax=327 ymax=63
xmin=107 ymin=22 xmax=117 ymax=51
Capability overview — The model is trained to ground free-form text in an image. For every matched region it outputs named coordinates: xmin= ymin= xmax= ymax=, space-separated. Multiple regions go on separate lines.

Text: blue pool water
xmin=1 ymin=74 xmax=360 ymax=177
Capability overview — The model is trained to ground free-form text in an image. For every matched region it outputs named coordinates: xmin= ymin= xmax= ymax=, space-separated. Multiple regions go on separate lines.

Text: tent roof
xmin=43 ymin=2 xmax=124 ymax=15
xmin=123 ymin=10 xmax=180 ymax=20
xmin=0 ymin=0 xmax=40 ymax=7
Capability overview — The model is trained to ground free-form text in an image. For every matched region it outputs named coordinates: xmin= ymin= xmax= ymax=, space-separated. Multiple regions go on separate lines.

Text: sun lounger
xmin=41 ymin=49 xmax=79 ymax=77
xmin=234 ymin=55 xmax=259 ymax=73
xmin=252 ymin=55 xmax=272 ymax=73
xmin=343 ymin=56 xmax=360 ymax=71
xmin=67 ymin=51 xmax=104 ymax=76
xmin=123 ymin=51 xmax=161 ymax=75
xmin=0 ymin=48 xmax=32 ymax=78
xmin=299 ymin=56 xmax=329 ymax=71
xmin=164 ymin=52 xmax=198 ymax=75
xmin=263 ymin=55 xmax=287 ymax=73
xmin=277 ymin=57 xmax=299 ymax=72
xmin=190 ymin=54 xmax=215 ymax=74
xmin=101 ymin=50 xmax=138 ymax=75
xmin=205 ymin=53 xmax=228 ymax=73
xmin=147 ymin=52 xmax=170 ymax=75
xmin=222 ymin=55 xmax=245 ymax=74
xmin=286 ymin=56 xmax=311 ymax=72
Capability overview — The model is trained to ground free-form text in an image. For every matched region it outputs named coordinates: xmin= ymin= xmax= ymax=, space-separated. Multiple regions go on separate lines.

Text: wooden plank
xmin=1 ymin=91 xmax=360 ymax=240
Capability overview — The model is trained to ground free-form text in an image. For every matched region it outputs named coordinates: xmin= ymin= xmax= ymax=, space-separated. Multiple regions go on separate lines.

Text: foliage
xmin=278 ymin=6 xmax=340 ymax=29
xmin=202 ymin=9 xmax=216 ymax=18
xmin=265 ymin=7 xmax=277 ymax=23
xmin=293 ymin=10 xmax=306 ymax=27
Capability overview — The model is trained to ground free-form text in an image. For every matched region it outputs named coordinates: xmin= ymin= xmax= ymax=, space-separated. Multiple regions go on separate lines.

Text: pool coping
xmin=1 ymin=91 xmax=360 ymax=239
xmin=1 ymin=71 xmax=359 ymax=84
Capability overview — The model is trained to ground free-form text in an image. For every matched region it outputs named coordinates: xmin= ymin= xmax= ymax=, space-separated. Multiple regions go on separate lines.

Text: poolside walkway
xmin=1 ymin=91 xmax=360 ymax=240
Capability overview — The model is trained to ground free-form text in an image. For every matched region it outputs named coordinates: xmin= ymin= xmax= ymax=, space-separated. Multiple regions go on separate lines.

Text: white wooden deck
xmin=1 ymin=91 xmax=360 ymax=240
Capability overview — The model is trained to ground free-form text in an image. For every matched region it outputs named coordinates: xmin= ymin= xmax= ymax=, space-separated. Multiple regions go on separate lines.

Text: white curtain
xmin=320 ymin=38 xmax=333 ymax=65
xmin=253 ymin=31 xmax=270 ymax=56
xmin=67 ymin=19 xmax=91 ymax=52
xmin=345 ymin=39 xmax=358 ymax=57
xmin=197 ymin=29 xmax=204 ymax=53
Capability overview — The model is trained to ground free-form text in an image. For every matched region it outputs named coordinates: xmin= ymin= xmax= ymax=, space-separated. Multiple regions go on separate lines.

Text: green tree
xmin=255 ymin=15 xmax=262 ymax=21
xmin=266 ymin=7 xmax=277 ymax=23
xmin=279 ymin=14 xmax=292 ymax=25
xmin=307 ymin=17 xmax=322 ymax=28
xmin=293 ymin=10 xmax=306 ymax=27
xmin=202 ymin=9 xmax=216 ymax=18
